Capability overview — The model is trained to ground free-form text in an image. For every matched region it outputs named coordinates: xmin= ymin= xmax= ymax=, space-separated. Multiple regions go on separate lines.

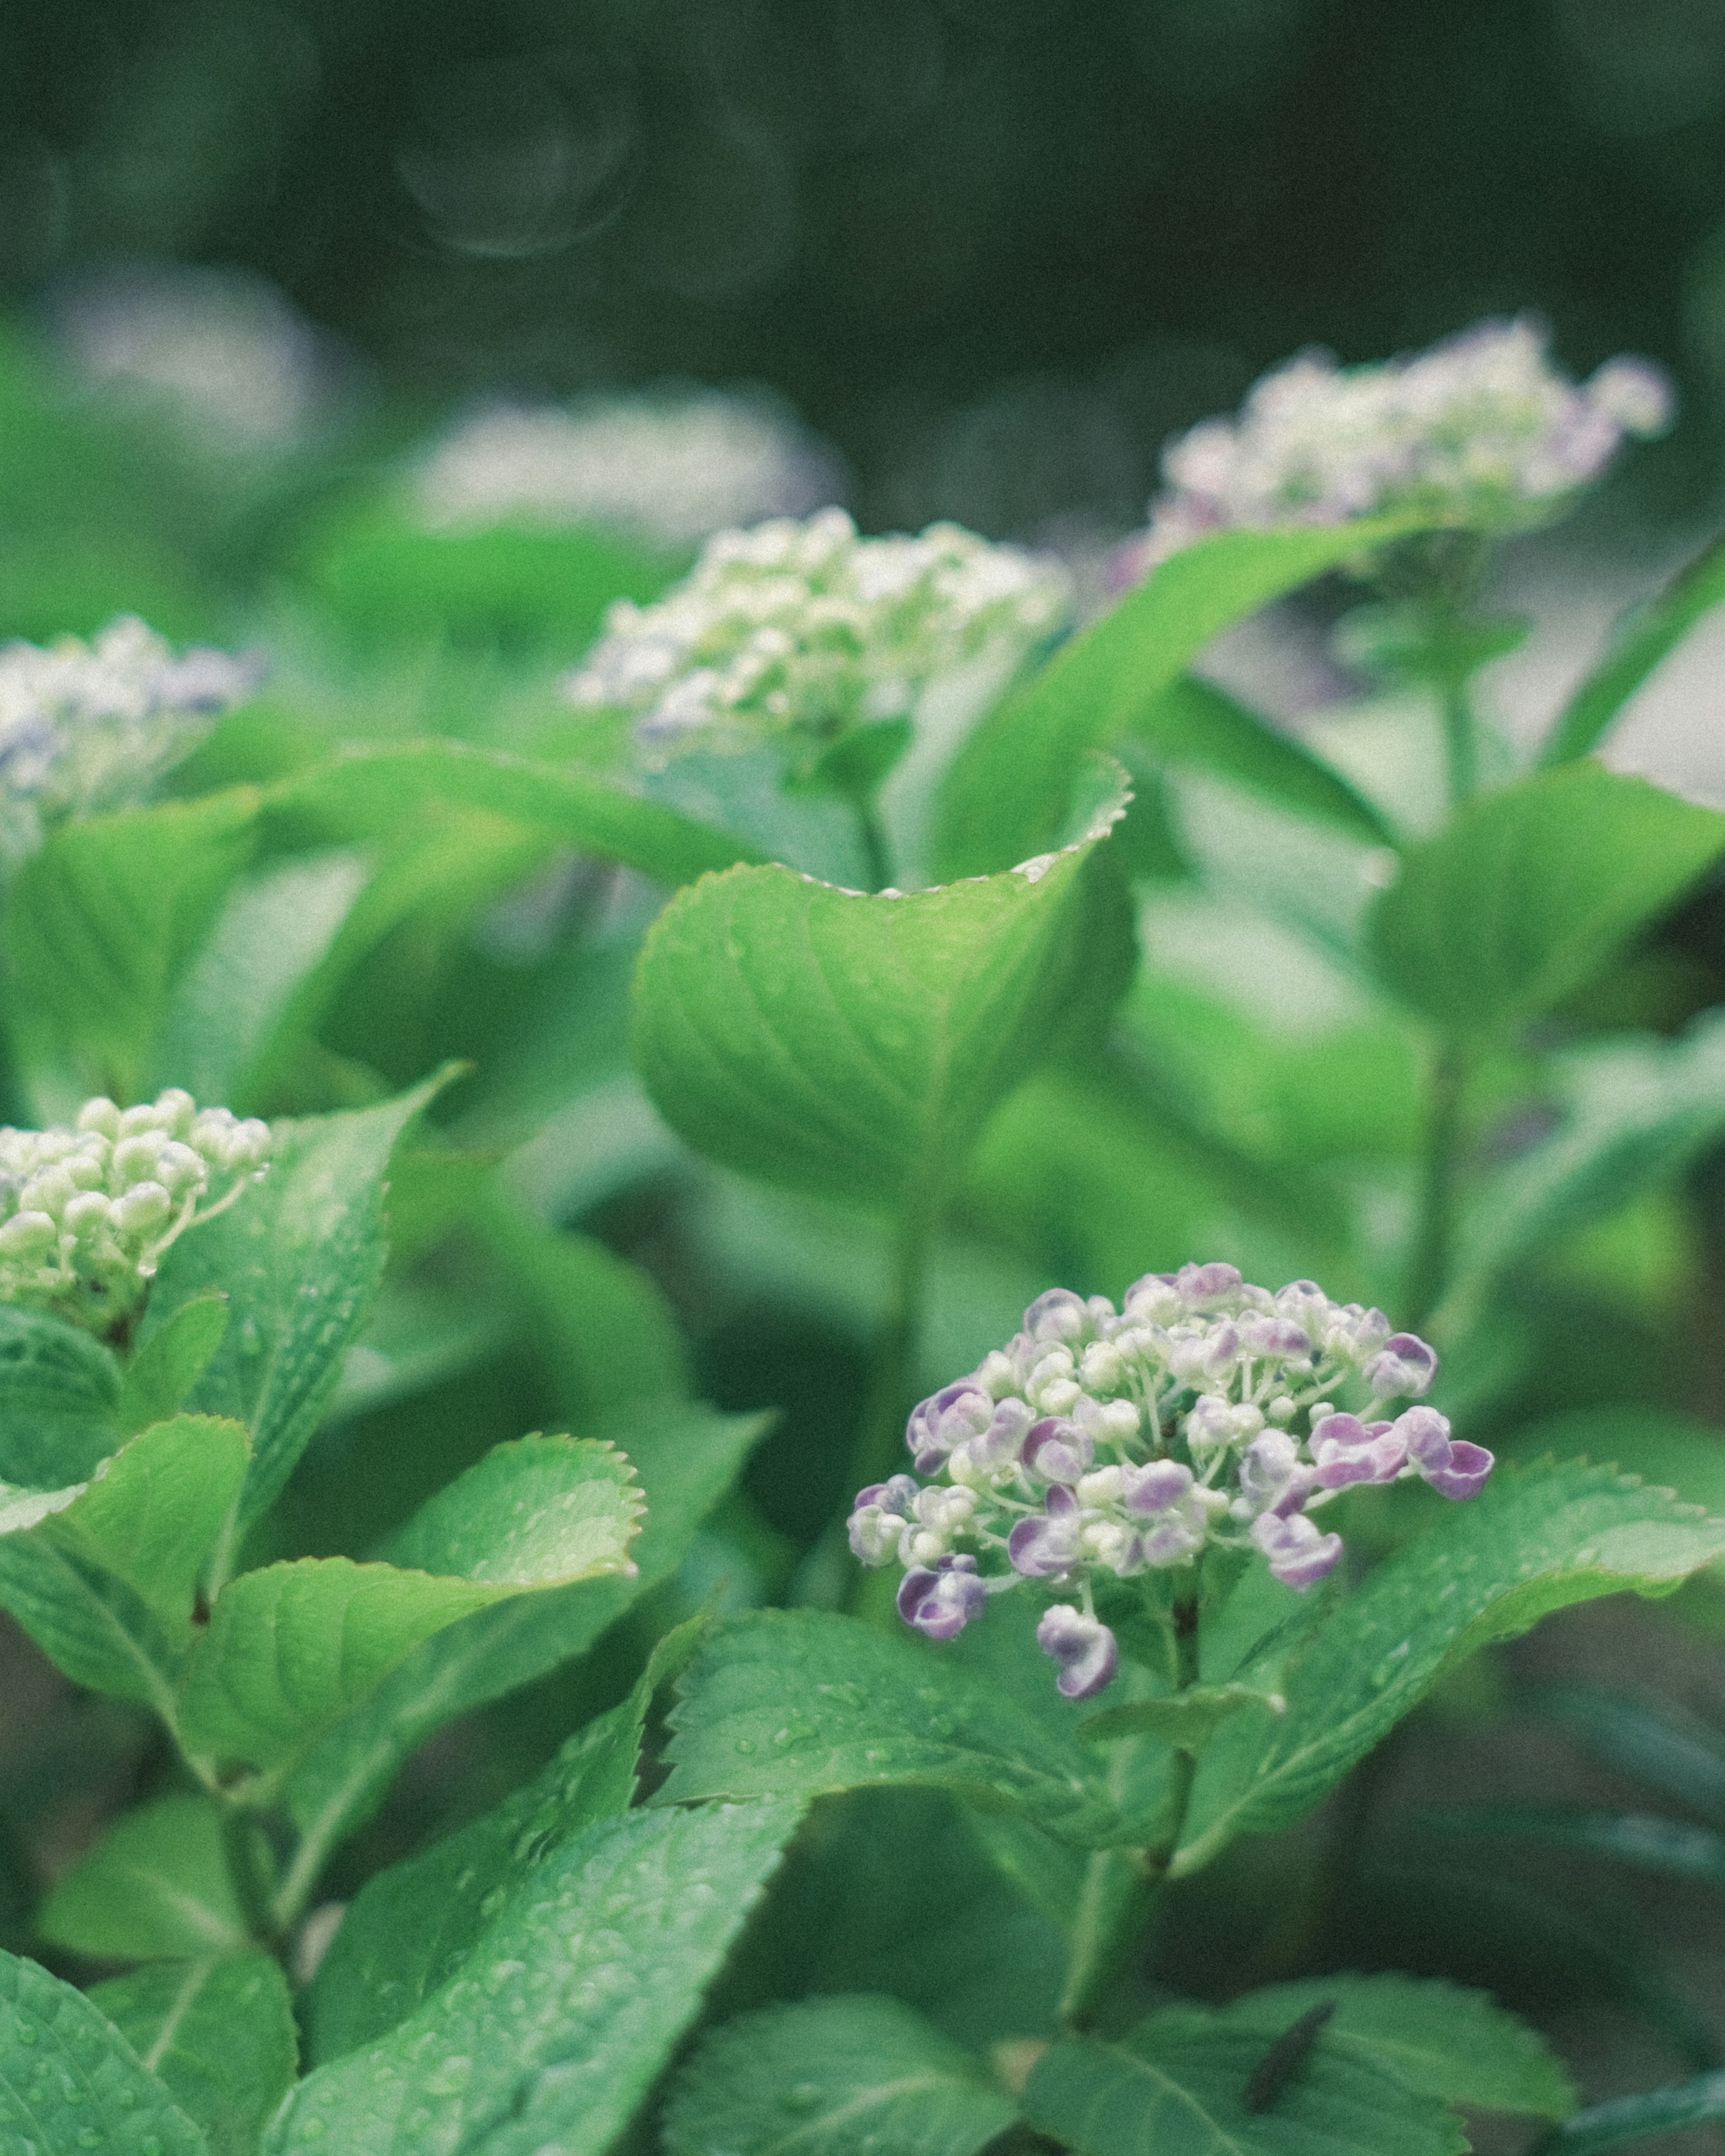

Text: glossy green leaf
xmin=936 ymin=516 xmax=1424 ymax=879
xmin=1204 ymin=1974 xmax=1575 ymax=2119
xmin=266 ymin=738 xmax=761 ymax=888
xmin=280 ymin=1404 xmax=768 ymax=1880
xmin=1532 ymin=2071 xmax=1725 ymax=2153
xmin=1078 ymin=1684 xmax=1281 ymax=1752
xmin=306 ymin=1622 xmax=696 ymax=2061
xmin=115 ymin=1294 xmax=229 ymax=1440
xmin=1176 ymin=1460 xmax=1725 ymax=1873
xmin=144 ymin=1075 xmax=445 ymax=1533
xmin=266 ymin=1799 xmax=801 ymax=2156
xmin=0 ymin=1305 xmax=119 ymax=1488
xmin=1022 ymin=2015 xmax=1464 ymax=2156
xmin=1366 ymin=767 xmax=1725 ymax=1035
xmin=632 ymin=765 xmax=1128 ymax=1208
xmin=90 ymin=1954 xmax=297 ymax=2156
xmin=0 ymin=1945 xmax=208 ymax=2155
xmin=0 ymin=1415 xmax=248 ymax=1713
xmin=177 ymin=1434 xmax=641 ymax=1772
xmin=665 ymin=1994 xmax=1016 ymax=2156
xmin=37 ymin=1794 xmax=247 ymax=1961
xmin=658 ymin=1608 xmax=1138 ymax=1847
xmin=1540 ymin=530 xmax=1725 ymax=766
xmin=0 ymin=791 xmax=258 ymax=1099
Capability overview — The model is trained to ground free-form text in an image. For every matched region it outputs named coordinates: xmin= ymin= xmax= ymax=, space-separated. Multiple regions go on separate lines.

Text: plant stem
xmin=1439 ymin=667 xmax=1478 ymax=809
xmin=1403 ymin=1039 xmax=1468 ymax=1333
xmin=853 ymin=795 xmax=895 ymax=893
xmin=849 ymin=1201 xmax=934 ymax=1501
xmin=1058 ymin=1589 xmax=1202 ymax=2029
xmin=221 ymin=1805 xmax=285 ymax=1953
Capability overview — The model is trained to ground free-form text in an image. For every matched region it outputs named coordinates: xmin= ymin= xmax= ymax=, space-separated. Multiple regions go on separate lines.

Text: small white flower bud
xmin=117 ymin=1104 xmax=167 ymax=1139
xmin=111 ymin=1182 xmax=173 ymax=1235
xmin=1268 ymin=1396 xmax=1297 ymax=1424
xmin=1077 ymin=1466 xmax=1125 ymax=1507
xmin=1033 ymin=1378 xmax=1083 ymax=1416
xmin=153 ymin=1089 xmax=195 ymax=1135
xmin=973 ymin=1350 xmax=1021 ymax=1400
xmin=77 ymin=1098 xmax=121 ymax=1138
xmin=20 ymin=1168 xmax=76 ymax=1219
xmin=113 ymin=1133 xmax=166 ymax=1182
xmin=0 ymin=1211 xmax=56 ymax=1256
xmin=153 ymin=1141 xmax=206 ymax=1195
xmin=1079 ymin=1341 xmax=1123 ymax=1392
xmin=62 ymin=1191 xmax=111 ymax=1236
xmin=901 ymin=1526 xmax=947 ymax=1568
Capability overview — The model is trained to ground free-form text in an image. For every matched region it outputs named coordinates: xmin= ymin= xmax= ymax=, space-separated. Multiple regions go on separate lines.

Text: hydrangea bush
xmin=0 ymin=315 xmax=1722 ymax=2156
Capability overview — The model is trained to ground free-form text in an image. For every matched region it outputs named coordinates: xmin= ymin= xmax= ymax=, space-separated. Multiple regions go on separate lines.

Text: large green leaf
xmin=632 ymin=765 xmax=1128 ymax=1209
xmin=936 ymin=517 xmax=1423 ymax=879
xmin=1202 ymin=1974 xmax=1575 ymax=2119
xmin=266 ymin=1799 xmax=801 ymax=2156
xmin=1176 ymin=1460 xmax=1725 ymax=1872
xmin=657 ymin=1608 xmax=1137 ymax=1847
xmin=305 ymin=1624 xmax=690 ymax=2061
xmin=177 ymin=1434 xmax=641 ymax=1773
xmin=266 ymin=738 xmax=761 ymax=888
xmin=665 ymin=1994 xmax=1016 ymax=2156
xmin=0 ymin=1305 xmax=119 ymax=1488
xmin=1022 ymin=2015 xmax=1464 ymax=2156
xmin=115 ymin=1294 xmax=230 ymax=1440
xmin=277 ymin=1407 xmax=767 ymax=1884
xmin=90 ymin=1954 xmax=297 ymax=2156
xmin=1540 ymin=530 xmax=1725 ymax=767
xmin=1 ymin=791 xmax=258 ymax=1100
xmin=0 ymin=1944 xmax=209 ymax=2155
xmin=0 ymin=1415 xmax=248 ymax=1714
xmin=144 ymin=1077 xmax=443 ymax=1535
xmin=1365 ymin=767 xmax=1725 ymax=1035
xmin=36 ymin=1794 xmax=247 ymax=1961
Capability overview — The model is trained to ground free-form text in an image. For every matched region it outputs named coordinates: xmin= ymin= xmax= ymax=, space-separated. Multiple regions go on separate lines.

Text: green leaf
xmin=665 ymin=1994 xmax=1016 ymax=2156
xmin=305 ymin=1621 xmax=697 ymax=2062
xmin=1526 ymin=1670 xmax=1725 ymax=1823
xmin=1421 ymin=1804 xmax=1725 ymax=1885
xmin=1176 ymin=1459 xmax=1725 ymax=1873
xmin=1022 ymin=2015 xmax=1465 ymax=2156
xmin=36 ymin=1794 xmax=247 ymax=1961
xmin=266 ymin=1799 xmax=801 ymax=2156
xmin=115 ymin=1294 xmax=229 ymax=1440
xmin=1531 ymin=2072 xmax=1725 ymax=2153
xmin=936 ymin=516 xmax=1425 ymax=879
xmin=279 ymin=1404 xmax=768 ymax=1879
xmin=0 ymin=791 xmax=258 ymax=1100
xmin=0 ymin=1945 xmax=209 ymax=2154
xmin=1540 ymin=529 xmax=1725 ymax=767
xmin=0 ymin=1306 xmax=119 ymax=1487
xmin=1365 ymin=767 xmax=1725 ymax=1035
xmin=0 ymin=1415 xmax=249 ymax=1713
xmin=1204 ymin=1974 xmax=1575 ymax=2120
xmin=1078 ymin=1685 xmax=1282 ymax=1753
xmin=631 ymin=765 xmax=1128 ymax=1209
xmin=144 ymin=1076 xmax=445 ymax=1533
xmin=266 ymin=739 xmax=761 ymax=888
xmin=90 ymin=1954 xmax=297 ymax=2156
xmin=177 ymin=1434 xmax=641 ymax=1772
xmin=658 ymin=1608 xmax=1137 ymax=1847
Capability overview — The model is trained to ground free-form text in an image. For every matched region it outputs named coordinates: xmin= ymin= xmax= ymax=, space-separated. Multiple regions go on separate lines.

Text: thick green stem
xmin=848 ymin=1202 xmax=934 ymax=1500
xmin=1058 ymin=1590 xmax=1202 ymax=2029
xmin=853 ymin=795 xmax=895 ymax=893
xmin=222 ymin=1806 xmax=285 ymax=1952
xmin=1403 ymin=1040 xmax=1468 ymax=1333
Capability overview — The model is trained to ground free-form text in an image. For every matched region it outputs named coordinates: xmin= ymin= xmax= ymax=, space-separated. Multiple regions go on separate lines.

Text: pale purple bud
xmin=1362 ymin=1332 xmax=1438 ymax=1400
xmin=1234 ymin=1430 xmax=1312 ymax=1518
xmin=1252 ymin=1511 xmax=1344 ymax=1589
xmin=1241 ymin=1316 xmax=1312 ymax=1361
xmin=897 ymin=1555 xmax=988 ymax=1641
xmin=1139 ymin=1510 xmax=1206 ymax=1566
xmin=1311 ymin=1411 xmax=1407 ymax=1490
xmin=1398 ymin=1405 xmax=1494 ymax=1501
xmin=1025 ymin=1288 xmax=1091 ymax=1344
xmin=949 ymin=1397 xmax=1035 ymax=1481
xmin=1008 ymin=1488 xmax=1084 ymax=1577
xmin=1328 ymin=1304 xmax=1391 ymax=1359
xmin=848 ymin=1474 xmax=920 ymax=1564
xmin=906 ymin=1381 xmax=994 ymax=1472
xmin=1120 ymin=1459 xmax=1195 ymax=1515
xmin=1022 ymin=1416 xmax=1094 ymax=1486
xmin=1122 ymin=1273 xmax=1182 ymax=1324
xmin=1176 ymin=1261 xmax=1243 ymax=1310
xmin=1036 ymin=1603 xmax=1118 ymax=1700
xmin=1585 ymin=356 xmax=1675 ymax=439
xmin=1169 ymin=1322 xmax=1240 ymax=1386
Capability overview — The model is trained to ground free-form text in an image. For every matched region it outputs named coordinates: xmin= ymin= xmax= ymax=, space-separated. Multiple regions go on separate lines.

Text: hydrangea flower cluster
xmin=849 ymin=1263 xmax=1494 ymax=1702
xmin=1137 ymin=318 xmax=1674 ymax=567
xmin=416 ymin=389 xmax=847 ymax=549
xmin=0 ymin=1090 xmax=272 ymax=1322
xmin=563 ymin=508 xmax=1072 ymax=764
xmin=0 ymin=618 xmax=260 ymax=866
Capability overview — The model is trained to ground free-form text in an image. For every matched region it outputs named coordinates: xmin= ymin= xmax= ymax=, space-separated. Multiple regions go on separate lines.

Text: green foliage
xmin=115 ymin=1292 xmax=229 ymax=1438
xmin=1366 ymin=767 xmax=1725 ymax=1035
xmin=90 ymin=1955 xmax=298 ymax=2156
xmin=665 ymin=1995 xmax=1017 ymax=2156
xmin=0 ymin=1306 xmax=120 ymax=1486
xmin=1534 ymin=2073 xmax=1725 ymax=2153
xmin=38 ymin=1794 xmax=247 ymax=1961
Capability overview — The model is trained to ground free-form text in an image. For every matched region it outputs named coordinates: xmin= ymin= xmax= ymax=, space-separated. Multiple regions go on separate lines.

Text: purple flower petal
xmin=1251 ymin=1511 xmax=1344 ymax=1589
xmin=1176 ymin=1261 xmax=1243 ymax=1309
xmin=1393 ymin=1405 xmax=1493 ymax=1500
xmin=1022 ymin=1417 xmax=1094 ymax=1486
xmin=1363 ymin=1331 xmax=1439 ymax=1399
xmin=1024 ymin=1288 xmax=1091 ymax=1343
xmin=1008 ymin=1503 xmax=1083 ymax=1577
xmin=897 ymin=1555 xmax=988 ymax=1640
xmin=1311 ymin=1410 xmax=1407 ymax=1490
xmin=1241 ymin=1316 xmax=1313 ymax=1360
xmin=1120 ymin=1459 xmax=1195 ymax=1515
xmin=1035 ymin=1603 xmax=1118 ymax=1699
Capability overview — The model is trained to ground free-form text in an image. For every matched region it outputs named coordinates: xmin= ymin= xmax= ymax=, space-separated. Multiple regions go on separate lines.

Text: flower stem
xmin=849 ymin=1202 xmax=933 ymax=1502
xmin=1403 ymin=1039 xmax=1468 ymax=1333
xmin=853 ymin=795 xmax=895 ymax=893
xmin=222 ymin=1805 xmax=285 ymax=1953
xmin=1439 ymin=667 xmax=1478 ymax=809
xmin=1058 ymin=1589 xmax=1202 ymax=2029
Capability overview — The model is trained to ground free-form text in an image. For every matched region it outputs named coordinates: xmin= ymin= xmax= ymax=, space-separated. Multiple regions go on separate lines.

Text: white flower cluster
xmin=415 ymin=389 xmax=847 ymax=550
xmin=563 ymin=508 xmax=1073 ymax=764
xmin=0 ymin=1090 xmax=271 ymax=1321
xmin=850 ymin=1263 xmax=1492 ymax=1702
xmin=1140 ymin=318 xmax=1674 ymax=566
xmin=0 ymin=617 xmax=259 ymax=866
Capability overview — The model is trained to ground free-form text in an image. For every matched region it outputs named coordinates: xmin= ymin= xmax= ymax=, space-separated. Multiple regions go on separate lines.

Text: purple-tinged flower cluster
xmin=849 ymin=1263 xmax=1494 ymax=1701
xmin=1133 ymin=318 xmax=1673 ymax=569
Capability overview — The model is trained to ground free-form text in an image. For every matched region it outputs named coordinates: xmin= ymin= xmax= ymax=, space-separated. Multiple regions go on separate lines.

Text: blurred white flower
xmin=562 ymin=508 xmax=1072 ymax=763
xmin=1139 ymin=318 xmax=1676 ymax=566
xmin=414 ymin=387 xmax=849 ymax=549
